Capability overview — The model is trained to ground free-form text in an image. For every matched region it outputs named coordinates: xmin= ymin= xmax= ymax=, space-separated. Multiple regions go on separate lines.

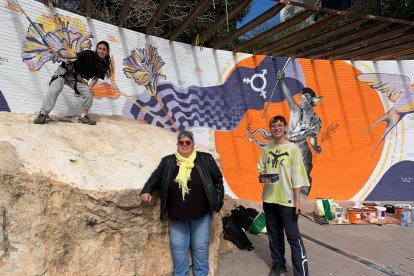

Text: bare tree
xmin=37 ymin=0 xmax=249 ymax=49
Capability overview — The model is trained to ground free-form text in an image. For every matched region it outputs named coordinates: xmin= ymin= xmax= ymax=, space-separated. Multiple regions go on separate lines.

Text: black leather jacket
xmin=140 ymin=151 xmax=224 ymax=220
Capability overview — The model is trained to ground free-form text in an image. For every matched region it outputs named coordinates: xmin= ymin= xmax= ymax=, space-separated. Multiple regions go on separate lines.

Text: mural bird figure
xmin=357 ymin=73 xmax=414 ymax=151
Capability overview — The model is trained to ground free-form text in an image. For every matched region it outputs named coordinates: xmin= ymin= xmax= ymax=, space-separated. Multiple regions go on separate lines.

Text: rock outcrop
xmin=0 ymin=113 xmax=224 ymax=275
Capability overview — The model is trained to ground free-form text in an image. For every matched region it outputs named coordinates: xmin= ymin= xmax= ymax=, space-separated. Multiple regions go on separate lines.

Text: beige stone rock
xmin=0 ymin=113 xmax=176 ymax=191
xmin=0 ymin=113 xmax=230 ymax=276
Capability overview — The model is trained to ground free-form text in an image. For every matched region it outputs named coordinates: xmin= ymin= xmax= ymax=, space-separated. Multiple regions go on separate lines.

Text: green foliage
xmin=350 ymin=0 xmax=414 ymax=20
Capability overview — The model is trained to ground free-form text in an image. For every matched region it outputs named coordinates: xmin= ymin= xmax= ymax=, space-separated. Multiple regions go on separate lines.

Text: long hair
xmin=95 ymin=40 xmax=112 ymax=78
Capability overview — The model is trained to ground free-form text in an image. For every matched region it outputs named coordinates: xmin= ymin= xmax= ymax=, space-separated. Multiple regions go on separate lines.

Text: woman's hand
xmin=140 ymin=193 xmax=152 ymax=202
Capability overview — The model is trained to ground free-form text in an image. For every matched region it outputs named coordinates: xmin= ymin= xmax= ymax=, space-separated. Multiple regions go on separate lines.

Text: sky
xmin=237 ymin=0 xmax=279 ymax=28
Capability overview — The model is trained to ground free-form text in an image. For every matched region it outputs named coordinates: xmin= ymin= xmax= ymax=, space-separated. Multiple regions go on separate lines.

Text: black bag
xmin=230 ymin=205 xmax=259 ymax=230
xmin=222 ymin=215 xmax=254 ymax=251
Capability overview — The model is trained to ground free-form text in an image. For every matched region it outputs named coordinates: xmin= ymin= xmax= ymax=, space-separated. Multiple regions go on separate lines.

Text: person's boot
xmin=78 ymin=115 xmax=96 ymax=125
xmin=269 ymin=263 xmax=287 ymax=276
xmin=34 ymin=113 xmax=47 ymax=124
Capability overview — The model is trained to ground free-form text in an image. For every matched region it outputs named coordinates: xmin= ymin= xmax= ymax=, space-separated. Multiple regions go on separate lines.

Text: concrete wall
xmin=1 ymin=0 xmax=413 ymax=201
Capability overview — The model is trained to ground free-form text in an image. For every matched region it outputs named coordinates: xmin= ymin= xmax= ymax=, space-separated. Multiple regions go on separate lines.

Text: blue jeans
xmin=169 ymin=213 xmax=211 ymax=276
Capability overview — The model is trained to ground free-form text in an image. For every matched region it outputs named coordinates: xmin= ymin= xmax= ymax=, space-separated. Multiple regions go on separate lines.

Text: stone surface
xmin=0 ymin=113 xmax=177 ymax=191
xmin=0 ymin=113 xmax=226 ymax=275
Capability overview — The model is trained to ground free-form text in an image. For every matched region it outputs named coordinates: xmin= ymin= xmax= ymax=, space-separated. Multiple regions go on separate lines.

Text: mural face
xmin=3 ymin=0 xmax=414 ymax=201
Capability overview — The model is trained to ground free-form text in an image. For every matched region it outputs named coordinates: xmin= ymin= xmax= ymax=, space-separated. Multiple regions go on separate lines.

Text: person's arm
xmin=309 ymin=117 xmax=322 ymax=153
xmin=48 ymin=47 xmax=77 ymax=60
xmin=257 ymin=148 xmax=267 ymax=175
xmin=294 ymin=187 xmax=302 ymax=214
xmin=290 ymin=145 xmax=310 ymax=212
xmin=310 ymin=137 xmax=321 ymax=153
xmin=140 ymin=159 xmax=164 ymax=202
xmin=109 ymin=59 xmax=119 ymax=91
xmin=209 ymin=155 xmax=224 ymax=211
xmin=277 ymin=70 xmax=299 ymax=111
xmin=89 ymin=77 xmax=99 ymax=93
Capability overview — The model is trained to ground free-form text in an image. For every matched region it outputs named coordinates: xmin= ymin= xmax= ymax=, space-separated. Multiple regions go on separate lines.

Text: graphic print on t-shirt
xmin=268 ymin=150 xmax=289 ymax=168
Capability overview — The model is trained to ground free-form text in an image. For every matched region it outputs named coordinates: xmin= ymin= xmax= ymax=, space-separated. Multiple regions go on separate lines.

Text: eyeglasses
xmin=178 ymin=140 xmax=192 ymax=146
xmin=270 ymin=123 xmax=285 ymax=129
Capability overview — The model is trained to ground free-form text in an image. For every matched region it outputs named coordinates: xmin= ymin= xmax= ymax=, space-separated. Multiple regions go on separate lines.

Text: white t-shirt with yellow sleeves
xmin=257 ymin=142 xmax=310 ymax=207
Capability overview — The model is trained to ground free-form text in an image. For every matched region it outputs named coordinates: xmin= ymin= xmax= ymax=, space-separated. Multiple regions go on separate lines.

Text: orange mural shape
xmin=215 ymin=58 xmax=384 ymax=202
xmin=93 ymin=59 xmax=120 ymax=99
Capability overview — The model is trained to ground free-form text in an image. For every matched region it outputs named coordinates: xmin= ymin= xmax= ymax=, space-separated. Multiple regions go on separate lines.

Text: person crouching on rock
xmin=34 ymin=41 xmax=113 ymax=125
xmin=140 ymin=131 xmax=224 ymax=276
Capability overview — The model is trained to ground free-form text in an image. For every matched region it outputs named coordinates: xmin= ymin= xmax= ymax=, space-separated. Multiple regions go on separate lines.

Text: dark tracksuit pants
xmin=264 ymin=202 xmax=309 ymax=276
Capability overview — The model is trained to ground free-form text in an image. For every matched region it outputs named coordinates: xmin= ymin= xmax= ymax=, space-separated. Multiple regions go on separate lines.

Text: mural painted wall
xmin=1 ymin=0 xmax=414 ymax=201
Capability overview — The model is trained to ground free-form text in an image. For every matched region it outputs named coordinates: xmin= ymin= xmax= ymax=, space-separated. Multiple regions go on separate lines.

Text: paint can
xmin=249 ymin=212 xmax=266 ymax=234
xmin=375 ymin=206 xmax=386 ymax=220
xmin=362 ymin=207 xmax=377 ymax=220
xmin=347 ymin=208 xmax=362 ymax=224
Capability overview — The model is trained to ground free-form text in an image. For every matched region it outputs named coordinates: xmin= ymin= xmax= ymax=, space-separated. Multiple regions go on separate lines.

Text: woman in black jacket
xmin=140 ymin=131 xmax=224 ymax=276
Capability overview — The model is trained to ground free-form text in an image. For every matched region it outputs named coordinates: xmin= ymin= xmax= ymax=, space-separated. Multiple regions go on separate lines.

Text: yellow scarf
xmin=174 ymin=150 xmax=197 ymax=201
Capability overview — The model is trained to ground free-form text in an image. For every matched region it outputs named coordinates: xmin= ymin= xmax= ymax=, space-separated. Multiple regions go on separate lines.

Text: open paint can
xmin=362 ymin=207 xmax=377 ymax=220
xmin=347 ymin=208 xmax=362 ymax=224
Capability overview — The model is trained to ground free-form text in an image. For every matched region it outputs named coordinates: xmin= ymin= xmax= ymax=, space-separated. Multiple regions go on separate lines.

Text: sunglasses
xmin=178 ymin=140 xmax=192 ymax=146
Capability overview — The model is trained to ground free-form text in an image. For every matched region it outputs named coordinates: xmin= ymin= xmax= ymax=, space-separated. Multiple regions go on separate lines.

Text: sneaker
xmin=34 ymin=113 xmax=47 ymax=124
xmin=78 ymin=115 xmax=96 ymax=125
xmin=73 ymin=91 xmax=81 ymax=97
xmin=269 ymin=263 xmax=287 ymax=276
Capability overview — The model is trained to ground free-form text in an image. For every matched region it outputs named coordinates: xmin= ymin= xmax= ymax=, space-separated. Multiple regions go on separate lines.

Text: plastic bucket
xmin=347 ymin=208 xmax=362 ymax=224
xmin=362 ymin=207 xmax=377 ymax=220
xmin=396 ymin=207 xmax=404 ymax=220
xmin=249 ymin=212 xmax=266 ymax=234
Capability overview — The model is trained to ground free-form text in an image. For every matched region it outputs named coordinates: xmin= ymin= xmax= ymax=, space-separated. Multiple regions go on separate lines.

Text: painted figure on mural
xmin=277 ymin=70 xmax=323 ymax=199
xmin=33 ymin=41 xmax=116 ymax=125
xmin=140 ymin=131 xmax=224 ymax=276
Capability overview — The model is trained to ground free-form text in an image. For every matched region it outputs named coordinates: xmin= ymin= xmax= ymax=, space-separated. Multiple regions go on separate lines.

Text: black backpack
xmin=230 ymin=205 xmax=260 ymax=230
xmin=222 ymin=215 xmax=254 ymax=251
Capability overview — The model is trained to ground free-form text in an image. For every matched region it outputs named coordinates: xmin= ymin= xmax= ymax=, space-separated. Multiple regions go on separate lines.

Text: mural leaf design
xmin=321 ymin=122 xmax=339 ymax=143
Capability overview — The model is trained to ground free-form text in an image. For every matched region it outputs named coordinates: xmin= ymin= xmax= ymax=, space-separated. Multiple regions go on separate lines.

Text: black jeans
xmin=263 ymin=202 xmax=309 ymax=276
